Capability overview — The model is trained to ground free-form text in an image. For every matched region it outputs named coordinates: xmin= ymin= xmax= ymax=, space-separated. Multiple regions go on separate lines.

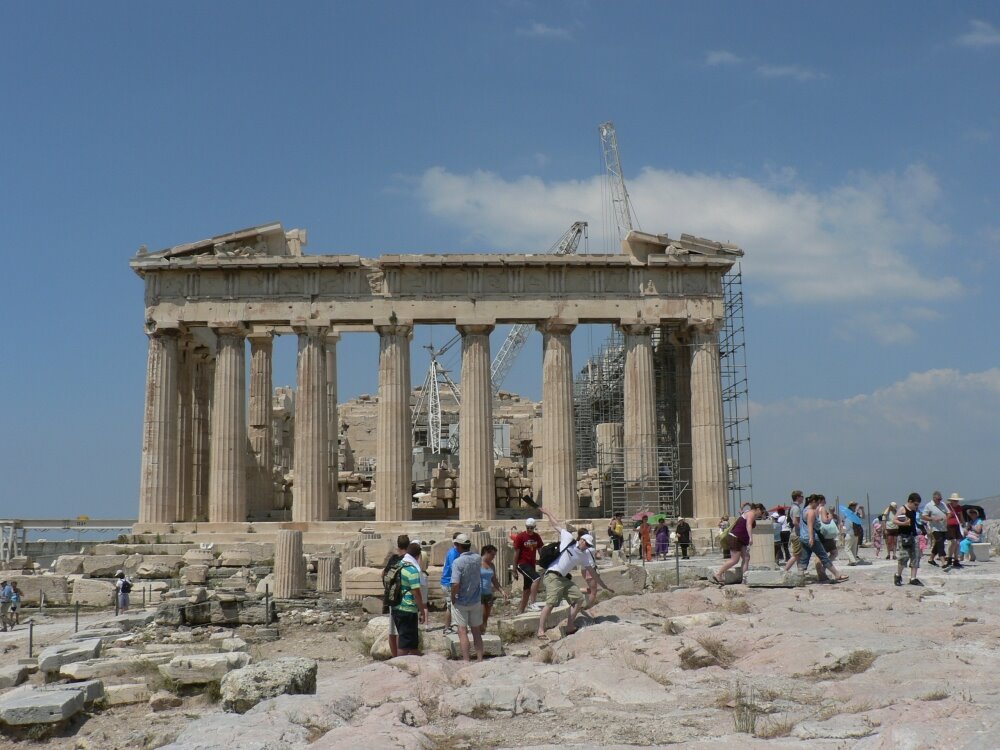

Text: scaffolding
xmin=720 ymin=265 xmax=753 ymax=514
xmin=570 ymin=269 xmax=752 ymax=518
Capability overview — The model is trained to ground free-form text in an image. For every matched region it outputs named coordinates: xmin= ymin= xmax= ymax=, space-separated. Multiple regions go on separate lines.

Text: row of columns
xmin=138 ymin=319 xmax=728 ymax=525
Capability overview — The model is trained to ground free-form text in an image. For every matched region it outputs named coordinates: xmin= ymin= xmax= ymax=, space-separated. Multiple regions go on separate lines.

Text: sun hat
xmin=525 ymin=517 xmax=537 ymax=527
xmin=948 ymin=493 xmax=964 ymax=502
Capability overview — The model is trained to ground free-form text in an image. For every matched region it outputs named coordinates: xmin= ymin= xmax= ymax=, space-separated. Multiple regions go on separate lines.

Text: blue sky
xmin=1 ymin=2 xmax=998 ymax=519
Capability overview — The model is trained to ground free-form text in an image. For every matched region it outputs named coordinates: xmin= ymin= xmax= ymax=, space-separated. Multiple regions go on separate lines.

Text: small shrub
xmin=695 ymin=636 xmax=735 ymax=668
xmin=723 ymin=598 xmax=751 ymax=614
xmin=921 ymin=689 xmax=949 ymax=701
xmin=755 ymin=715 xmax=795 ymax=738
xmin=733 ymin=681 xmax=761 ymax=734
xmin=622 ymin=653 xmax=672 ymax=686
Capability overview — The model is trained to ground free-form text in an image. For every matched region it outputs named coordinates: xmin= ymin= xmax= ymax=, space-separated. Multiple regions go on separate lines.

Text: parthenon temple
xmin=131 ymin=222 xmax=742 ymax=538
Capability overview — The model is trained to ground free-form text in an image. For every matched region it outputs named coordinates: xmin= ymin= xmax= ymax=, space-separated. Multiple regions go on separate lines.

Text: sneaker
xmin=527 ymin=603 xmax=543 ymax=612
xmin=909 ymin=579 xmax=924 ymax=586
xmin=893 ymin=574 xmax=903 ymax=586
xmin=927 ymin=559 xmax=939 ymax=567
xmin=952 ymin=562 xmax=964 ymax=569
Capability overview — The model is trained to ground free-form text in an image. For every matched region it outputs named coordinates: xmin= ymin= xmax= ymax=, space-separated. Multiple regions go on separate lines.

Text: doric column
xmin=293 ymin=324 xmax=330 ymax=523
xmin=325 ymin=332 xmax=340 ymax=512
xmin=621 ymin=324 xmax=658 ymax=484
xmin=190 ymin=347 xmax=213 ymax=522
xmin=375 ymin=324 xmax=413 ymax=521
xmin=316 ymin=555 xmax=341 ymax=594
xmin=208 ymin=323 xmax=248 ymax=523
xmin=689 ymin=321 xmax=728 ymax=519
xmin=669 ymin=329 xmax=693 ymax=518
xmin=175 ymin=342 xmax=194 ymax=522
xmin=247 ymin=330 xmax=274 ymax=520
xmin=538 ymin=321 xmax=576 ymax=521
xmin=458 ymin=324 xmax=495 ymax=520
xmin=274 ymin=529 xmax=305 ymax=599
xmin=138 ymin=324 xmax=180 ymax=525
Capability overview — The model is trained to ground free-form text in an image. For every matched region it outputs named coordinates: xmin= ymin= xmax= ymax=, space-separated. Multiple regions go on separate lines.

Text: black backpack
xmin=120 ymin=579 xmax=132 ymax=594
xmin=537 ymin=539 xmax=574 ymax=570
xmin=382 ymin=555 xmax=405 ymax=609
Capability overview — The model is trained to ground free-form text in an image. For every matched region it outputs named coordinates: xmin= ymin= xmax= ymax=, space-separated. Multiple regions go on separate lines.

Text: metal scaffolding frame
xmin=720 ymin=265 xmax=753 ymax=514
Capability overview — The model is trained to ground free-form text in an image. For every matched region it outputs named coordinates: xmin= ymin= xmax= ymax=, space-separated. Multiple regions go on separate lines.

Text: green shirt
xmin=396 ymin=563 xmax=422 ymax=613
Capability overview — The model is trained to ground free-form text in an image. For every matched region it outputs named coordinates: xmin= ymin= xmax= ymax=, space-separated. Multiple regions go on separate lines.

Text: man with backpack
xmin=386 ymin=541 xmax=427 ymax=656
xmin=534 ymin=508 xmax=610 ymax=643
xmin=383 ymin=535 xmax=411 ymax=658
xmin=0 ymin=580 xmax=13 ymax=632
xmin=115 ymin=570 xmax=133 ymax=613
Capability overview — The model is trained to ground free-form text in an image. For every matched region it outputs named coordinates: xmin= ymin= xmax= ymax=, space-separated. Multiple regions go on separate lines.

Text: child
xmin=871 ymin=518 xmax=883 ymax=558
xmin=479 ymin=544 xmax=509 ymax=631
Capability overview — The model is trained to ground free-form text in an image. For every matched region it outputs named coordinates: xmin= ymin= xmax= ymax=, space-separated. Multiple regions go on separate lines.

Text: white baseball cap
xmin=525 ymin=518 xmax=537 ymax=527
xmin=581 ymin=533 xmax=595 ymax=547
xmin=454 ymin=533 xmax=471 ymax=545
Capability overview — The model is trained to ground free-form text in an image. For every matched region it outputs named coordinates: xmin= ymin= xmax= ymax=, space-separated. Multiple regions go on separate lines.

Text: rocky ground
xmin=2 ymin=553 xmax=1000 ymax=749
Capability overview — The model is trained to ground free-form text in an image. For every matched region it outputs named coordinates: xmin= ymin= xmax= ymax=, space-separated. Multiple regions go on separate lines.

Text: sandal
xmin=535 ymin=633 xmax=551 ymax=645
xmin=710 ymin=574 xmax=725 ymax=586
xmin=835 ymin=575 xmax=849 ymax=582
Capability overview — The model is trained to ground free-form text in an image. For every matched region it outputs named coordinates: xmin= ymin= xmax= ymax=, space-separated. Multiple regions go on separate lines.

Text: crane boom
xmin=489 ymin=221 xmax=587 ymax=394
xmin=599 ymin=121 xmax=639 ymax=242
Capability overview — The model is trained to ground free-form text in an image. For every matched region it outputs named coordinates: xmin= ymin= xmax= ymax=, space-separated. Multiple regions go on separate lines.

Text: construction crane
xmin=489 ymin=221 xmax=588 ymax=394
xmin=411 ymin=338 xmax=462 ymax=453
xmin=599 ymin=121 xmax=640 ymax=243
xmin=411 ymin=221 xmax=588 ymax=454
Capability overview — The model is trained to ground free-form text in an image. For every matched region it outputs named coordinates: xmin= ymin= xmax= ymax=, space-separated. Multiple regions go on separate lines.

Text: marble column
xmin=621 ymin=324 xmax=658 ymax=485
xmin=190 ymin=347 xmax=214 ymax=522
xmin=293 ymin=324 xmax=330 ymax=523
xmin=669 ymin=328 xmax=693 ymax=518
xmin=458 ymin=325 xmax=495 ymax=521
xmin=538 ymin=322 xmax=576 ymax=521
xmin=325 ymin=332 xmax=340 ymax=512
xmin=375 ymin=324 xmax=413 ymax=521
xmin=208 ymin=324 xmax=248 ymax=523
xmin=690 ymin=322 xmax=728 ymax=520
xmin=316 ymin=555 xmax=341 ymax=594
xmin=175 ymin=343 xmax=194 ymax=522
xmin=274 ymin=529 xmax=305 ymax=599
xmin=138 ymin=325 xmax=180 ymax=525
xmin=247 ymin=331 xmax=274 ymax=520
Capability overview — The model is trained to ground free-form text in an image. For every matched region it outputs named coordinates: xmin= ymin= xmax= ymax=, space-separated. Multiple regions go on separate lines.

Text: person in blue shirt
xmin=0 ymin=580 xmax=13 ymax=632
xmin=439 ymin=533 xmax=461 ymax=635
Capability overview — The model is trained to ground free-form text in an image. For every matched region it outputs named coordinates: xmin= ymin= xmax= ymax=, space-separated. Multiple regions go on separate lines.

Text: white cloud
xmin=755 ymin=63 xmax=824 ymax=81
xmin=517 ymin=22 xmax=572 ymax=39
xmin=956 ymin=19 xmax=1000 ymax=48
xmin=749 ymin=368 xmax=1000 ymax=503
xmin=705 ymin=50 xmax=743 ymax=66
xmin=414 ymin=163 xmax=960 ymax=305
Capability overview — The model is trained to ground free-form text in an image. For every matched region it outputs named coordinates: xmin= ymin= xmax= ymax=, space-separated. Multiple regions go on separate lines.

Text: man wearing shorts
xmin=512 ymin=518 xmax=544 ymax=613
xmin=0 ymin=580 xmax=12 ymax=632
xmin=534 ymin=508 xmax=599 ymax=642
xmin=894 ymin=493 xmax=924 ymax=586
xmin=783 ymin=491 xmax=804 ymax=572
xmin=450 ymin=534 xmax=484 ymax=661
xmin=391 ymin=542 xmax=427 ymax=656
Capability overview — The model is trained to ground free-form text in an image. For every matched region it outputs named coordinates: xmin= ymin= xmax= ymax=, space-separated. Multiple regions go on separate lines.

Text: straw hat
xmin=947 ymin=492 xmax=964 ymax=503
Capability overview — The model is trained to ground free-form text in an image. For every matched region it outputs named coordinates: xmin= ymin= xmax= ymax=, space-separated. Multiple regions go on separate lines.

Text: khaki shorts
xmin=790 ymin=535 xmax=802 ymax=557
xmin=451 ymin=602 xmax=483 ymax=629
xmin=543 ymin=571 xmax=584 ymax=609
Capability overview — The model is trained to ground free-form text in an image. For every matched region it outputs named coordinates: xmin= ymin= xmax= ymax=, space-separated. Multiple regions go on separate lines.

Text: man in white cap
xmin=115 ymin=570 xmax=133 ymax=613
xmin=512 ymin=517 xmax=544 ymax=614
xmin=449 ymin=534 xmax=485 ymax=661
xmin=534 ymin=508 xmax=613 ymax=643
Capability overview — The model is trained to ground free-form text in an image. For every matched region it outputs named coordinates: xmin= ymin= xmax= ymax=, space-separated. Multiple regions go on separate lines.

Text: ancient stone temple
xmin=131 ymin=222 xmax=741 ymax=535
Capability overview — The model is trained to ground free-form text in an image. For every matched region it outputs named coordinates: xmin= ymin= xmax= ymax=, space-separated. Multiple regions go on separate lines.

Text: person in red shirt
xmin=512 ymin=518 xmax=544 ymax=613
xmin=944 ymin=492 xmax=966 ymax=570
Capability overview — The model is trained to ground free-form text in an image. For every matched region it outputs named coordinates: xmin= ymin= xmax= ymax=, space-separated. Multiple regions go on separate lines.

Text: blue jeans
xmin=798 ymin=537 xmax=832 ymax=571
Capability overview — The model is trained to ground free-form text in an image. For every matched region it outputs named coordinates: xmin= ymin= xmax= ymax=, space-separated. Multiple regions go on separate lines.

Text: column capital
xmin=536 ymin=319 xmax=576 ymax=335
xmin=325 ymin=329 xmax=341 ymax=345
xmin=209 ymin=321 xmax=248 ymax=337
xmin=619 ymin=323 xmax=656 ymax=336
xmin=688 ymin=318 xmax=720 ymax=338
xmin=247 ymin=327 xmax=276 ymax=345
xmin=144 ymin=319 xmax=182 ymax=337
xmin=291 ymin=321 xmax=329 ymax=337
xmin=457 ymin=324 xmax=495 ymax=336
xmin=375 ymin=323 xmax=413 ymax=337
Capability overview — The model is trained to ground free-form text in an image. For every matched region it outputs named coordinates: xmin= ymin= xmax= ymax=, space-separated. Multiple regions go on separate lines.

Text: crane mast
xmin=599 ymin=121 xmax=639 ymax=242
